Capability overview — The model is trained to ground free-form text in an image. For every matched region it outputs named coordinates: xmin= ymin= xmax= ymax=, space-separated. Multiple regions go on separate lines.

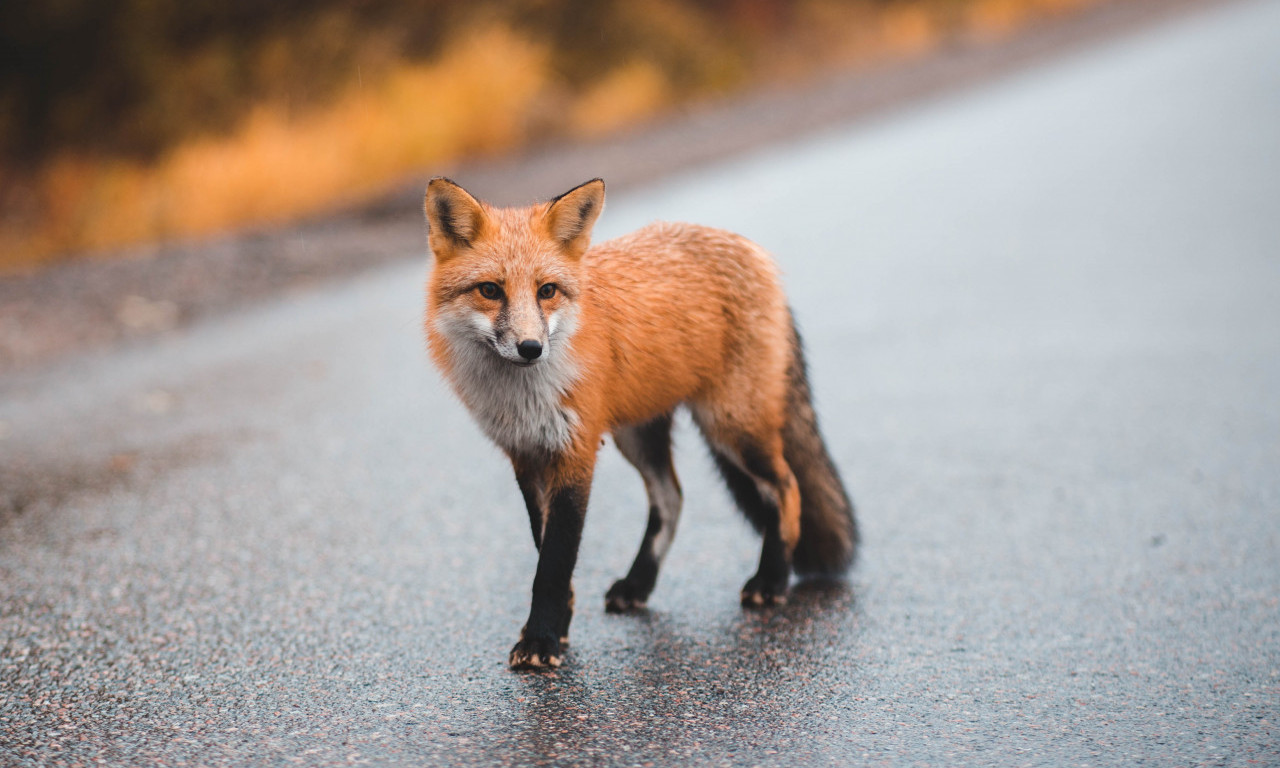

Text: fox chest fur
xmin=431 ymin=313 xmax=582 ymax=455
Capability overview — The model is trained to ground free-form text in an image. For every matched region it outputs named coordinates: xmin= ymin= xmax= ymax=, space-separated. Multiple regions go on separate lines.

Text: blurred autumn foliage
xmin=0 ymin=0 xmax=1101 ymax=270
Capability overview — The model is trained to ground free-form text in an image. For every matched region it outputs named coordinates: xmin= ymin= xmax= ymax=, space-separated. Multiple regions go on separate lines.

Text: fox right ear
xmin=424 ymin=177 xmax=486 ymax=262
xmin=543 ymin=178 xmax=605 ymax=258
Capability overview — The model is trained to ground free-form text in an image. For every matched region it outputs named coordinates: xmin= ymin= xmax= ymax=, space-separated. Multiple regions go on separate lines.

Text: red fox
xmin=423 ymin=177 xmax=856 ymax=669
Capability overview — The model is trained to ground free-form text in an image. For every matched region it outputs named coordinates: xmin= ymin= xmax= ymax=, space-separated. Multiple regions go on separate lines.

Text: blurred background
xmin=1 ymin=0 xmax=1199 ymax=375
xmin=3 ymin=1 xmax=1275 ymax=761
xmin=1 ymin=0 xmax=1113 ymax=271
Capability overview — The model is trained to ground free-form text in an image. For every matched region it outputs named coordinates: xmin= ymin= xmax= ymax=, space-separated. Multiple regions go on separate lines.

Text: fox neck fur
xmin=430 ymin=304 xmax=582 ymax=456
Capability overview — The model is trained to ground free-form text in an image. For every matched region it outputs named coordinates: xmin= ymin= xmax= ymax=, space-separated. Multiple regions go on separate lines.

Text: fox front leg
xmin=511 ymin=460 xmax=575 ymax=653
xmin=513 ymin=462 xmax=547 ymax=551
xmin=509 ymin=476 xmax=591 ymax=670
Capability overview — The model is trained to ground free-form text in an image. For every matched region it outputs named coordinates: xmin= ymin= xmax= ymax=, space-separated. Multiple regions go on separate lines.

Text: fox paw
xmin=509 ymin=631 xmax=563 ymax=671
xmin=740 ymin=575 xmax=788 ymax=608
xmin=604 ymin=578 xmax=650 ymax=613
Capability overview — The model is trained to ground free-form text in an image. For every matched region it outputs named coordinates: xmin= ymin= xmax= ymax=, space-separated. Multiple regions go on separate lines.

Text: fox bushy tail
xmin=784 ymin=317 xmax=858 ymax=576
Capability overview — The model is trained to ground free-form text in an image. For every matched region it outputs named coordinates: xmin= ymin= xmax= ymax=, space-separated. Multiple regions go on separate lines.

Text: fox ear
xmin=544 ymin=178 xmax=605 ymax=257
xmin=424 ymin=177 xmax=486 ymax=262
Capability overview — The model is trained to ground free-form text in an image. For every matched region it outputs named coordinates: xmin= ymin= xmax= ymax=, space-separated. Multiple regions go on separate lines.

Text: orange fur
xmin=427 ymin=186 xmax=793 ymax=506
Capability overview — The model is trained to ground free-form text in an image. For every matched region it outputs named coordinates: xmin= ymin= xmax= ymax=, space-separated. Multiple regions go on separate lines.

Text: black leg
xmin=606 ymin=414 xmax=681 ymax=612
xmin=710 ymin=449 xmax=791 ymax=607
xmin=605 ymin=506 xmax=663 ymax=611
xmin=510 ymin=481 xmax=589 ymax=669
xmin=513 ymin=466 xmax=545 ymax=550
xmin=741 ymin=520 xmax=791 ymax=607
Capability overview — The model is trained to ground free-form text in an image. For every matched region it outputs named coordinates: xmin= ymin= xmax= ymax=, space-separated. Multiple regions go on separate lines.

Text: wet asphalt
xmin=2 ymin=1 xmax=1279 ymax=765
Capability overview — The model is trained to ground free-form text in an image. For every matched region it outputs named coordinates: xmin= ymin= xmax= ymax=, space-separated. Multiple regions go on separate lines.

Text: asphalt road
xmin=3 ymin=1 xmax=1278 ymax=765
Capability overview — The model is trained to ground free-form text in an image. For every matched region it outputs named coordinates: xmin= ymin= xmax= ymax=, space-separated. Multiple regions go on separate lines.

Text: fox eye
xmin=537 ymin=283 xmax=557 ymax=300
xmin=477 ymin=282 xmax=502 ymax=300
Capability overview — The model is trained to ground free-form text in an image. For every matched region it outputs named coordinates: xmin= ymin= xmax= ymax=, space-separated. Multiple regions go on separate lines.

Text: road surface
xmin=2 ymin=0 xmax=1277 ymax=764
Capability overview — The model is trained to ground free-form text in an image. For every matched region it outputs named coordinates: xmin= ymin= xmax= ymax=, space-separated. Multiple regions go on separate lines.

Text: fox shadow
xmin=502 ymin=577 xmax=862 ymax=765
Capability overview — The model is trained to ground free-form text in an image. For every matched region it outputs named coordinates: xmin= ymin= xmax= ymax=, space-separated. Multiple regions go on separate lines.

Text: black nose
xmin=516 ymin=340 xmax=543 ymax=361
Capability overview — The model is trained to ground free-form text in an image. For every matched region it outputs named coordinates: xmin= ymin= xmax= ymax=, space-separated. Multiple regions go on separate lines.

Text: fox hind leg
xmin=697 ymin=416 xmax=801 ymax=607
xmin=606 ymin=413 xmax=682 ymax=612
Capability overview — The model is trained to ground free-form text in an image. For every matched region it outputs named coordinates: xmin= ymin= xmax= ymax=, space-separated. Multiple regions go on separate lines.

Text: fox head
xmin=424 ymin=178 xmax=605 ymax=369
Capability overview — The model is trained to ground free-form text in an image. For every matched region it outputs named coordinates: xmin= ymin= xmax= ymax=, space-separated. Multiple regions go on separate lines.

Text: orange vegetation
xmin=0 ymin=0 xmax=1107 ymax=272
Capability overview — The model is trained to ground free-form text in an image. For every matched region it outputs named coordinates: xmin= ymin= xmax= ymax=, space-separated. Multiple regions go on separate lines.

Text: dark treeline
xmin=0 ymin=0 xmax=786 ymax=168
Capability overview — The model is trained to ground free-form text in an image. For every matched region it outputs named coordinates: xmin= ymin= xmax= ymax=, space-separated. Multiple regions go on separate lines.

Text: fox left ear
xmin=544 ymin=178 xmax=605 ymax=257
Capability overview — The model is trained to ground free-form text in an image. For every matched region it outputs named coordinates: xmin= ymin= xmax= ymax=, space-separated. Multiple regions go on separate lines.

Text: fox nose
xmin=516 ymin=340 xmax=543 ymax=361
